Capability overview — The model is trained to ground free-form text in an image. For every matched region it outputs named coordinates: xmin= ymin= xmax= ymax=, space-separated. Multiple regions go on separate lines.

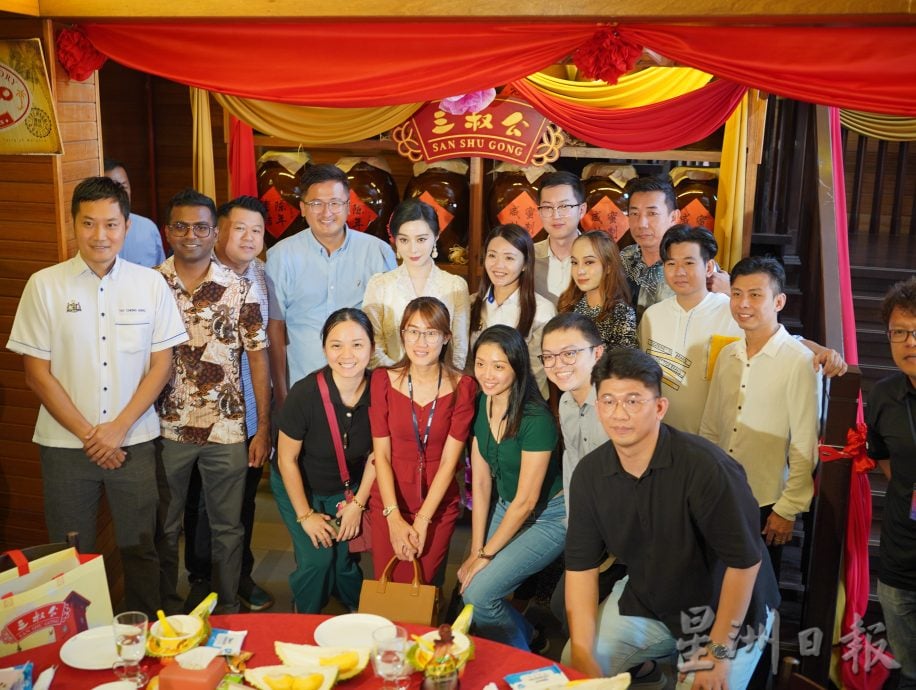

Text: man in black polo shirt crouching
xmin=563 ymin=348 xmax=779 ymax=689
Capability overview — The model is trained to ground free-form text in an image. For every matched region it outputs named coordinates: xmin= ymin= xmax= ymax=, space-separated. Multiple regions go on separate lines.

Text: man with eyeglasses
xmin=155 ymin=189 xmax=269 ymax=614
xmin=7 ymin=176 xmax=187 ymax=616
xmin=266 ymin=164 xmax=396 ymax=408
xmin=865 ymin=276 xmax=916 ymax=688
xmin=564 ymin=348 xmax=779 ymax=689
xmin=700 ymin=256 xmax=819 ymax=579
xmin=533 ymin=171 xmax=586 ymax=305
xmin=181 ymin=195 xmax=275 ymax=613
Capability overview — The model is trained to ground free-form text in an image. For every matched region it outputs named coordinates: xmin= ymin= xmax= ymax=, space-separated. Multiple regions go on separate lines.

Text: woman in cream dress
xmin=363 ymin=199 xmax=470 ymax=369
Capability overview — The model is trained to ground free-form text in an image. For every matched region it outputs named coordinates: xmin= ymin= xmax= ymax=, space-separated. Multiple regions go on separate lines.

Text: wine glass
xmin=372 ymin=624 xmax=409 ymax=690
xmin=112 ymin=610 xmax=148 ymax=687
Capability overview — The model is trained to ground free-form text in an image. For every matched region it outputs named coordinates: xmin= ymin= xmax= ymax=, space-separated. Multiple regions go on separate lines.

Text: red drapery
xmin=509 ymin=77 xmax=746 ymax=151
xmin=619 ymin=25 xmax=916 ymax=117
xmin=72 ymin=22 xmax=916 ymax=115
xmin=228 ymin=115 xmax=257 ymax=198
xmin=79 ymin=22 xmax=597 ymax=107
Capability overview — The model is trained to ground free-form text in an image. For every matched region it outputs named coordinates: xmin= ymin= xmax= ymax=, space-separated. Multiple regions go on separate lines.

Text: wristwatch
xmin=706 ymin=642 xmax=731 ymax=660
xmin=382 ymin=505 xmax=399 ymax=518
xmin=477 ymin=548 xmax=495 ymax=560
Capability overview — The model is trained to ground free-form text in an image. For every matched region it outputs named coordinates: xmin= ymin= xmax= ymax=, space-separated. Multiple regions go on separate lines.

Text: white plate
xmin=91 ymin=683 xmax=135 ymax=690
xmin=59 ymin=625 xmax=120 ymax=670
xmin=314 ymin=613 xmax=394 ymax=648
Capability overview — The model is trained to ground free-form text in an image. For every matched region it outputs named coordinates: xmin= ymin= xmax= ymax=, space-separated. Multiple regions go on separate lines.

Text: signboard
xmin=0 ymin=39 xmax=62 ymax=155
xmin=392 ymin=94 xmax=562 ymax=166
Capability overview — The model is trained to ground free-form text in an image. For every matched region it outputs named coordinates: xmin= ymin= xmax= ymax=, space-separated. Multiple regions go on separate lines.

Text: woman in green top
xmin=457 ymin=324 xmax=565 ymax=650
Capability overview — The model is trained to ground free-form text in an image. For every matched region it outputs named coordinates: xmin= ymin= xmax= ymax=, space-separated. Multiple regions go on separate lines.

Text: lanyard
xmin=408 ymin=366 xmax=443 ymax=476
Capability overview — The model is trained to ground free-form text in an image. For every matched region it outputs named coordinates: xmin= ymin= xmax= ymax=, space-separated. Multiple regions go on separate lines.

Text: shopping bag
xmin=358 ymin=556 xmax=438 ymax=625
xmin=0 ymin=547 xmax=113 ymax=657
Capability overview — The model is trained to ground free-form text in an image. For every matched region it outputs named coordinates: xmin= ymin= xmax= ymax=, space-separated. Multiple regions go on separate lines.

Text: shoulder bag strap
xmin=316 ymin=370 xmax=353 ymax=499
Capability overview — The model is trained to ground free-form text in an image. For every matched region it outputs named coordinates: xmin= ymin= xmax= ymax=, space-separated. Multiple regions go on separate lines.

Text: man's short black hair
xmin=538 ymin=171 xmax=585 ymax=204
xmin=625 ymin=175 xmax=677 ymax=214
xmin=591 ymin=347 xmax=663 ymax=397
xmin=542 ymin=312 xmax=603 ymax=348
xmin=217 ymin=195 xmax=268 ymax=223
xmin=299 ymin=164 xmax=349 ymax=199
xmin=880 ymin=276 xmax=916 ymax=326
xmin=71 ymin=176 xmax=130 ymax=221
xmin=731 ymin=255 xmax=786 ymax=295
xmin=660 ymin=224 xmax=719 ymax=263
xmin=166 ymin=188 xmax=217 ymax=225
xmin=103 ymin=158 xmax=126 ymax=173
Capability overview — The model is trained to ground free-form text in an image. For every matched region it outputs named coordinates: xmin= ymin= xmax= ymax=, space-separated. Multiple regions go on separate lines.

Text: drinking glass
xmin=371 ymin=624 xmax=409 ymax=690
xmin=112 ymin=610 xmax=148 ymax=687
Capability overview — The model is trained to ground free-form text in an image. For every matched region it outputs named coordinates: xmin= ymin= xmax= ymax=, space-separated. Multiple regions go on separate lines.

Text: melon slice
xmin=244 ymin=665 xmax=338 ymax=690
xmin=275 ymin=642 xmax=370 ymax=681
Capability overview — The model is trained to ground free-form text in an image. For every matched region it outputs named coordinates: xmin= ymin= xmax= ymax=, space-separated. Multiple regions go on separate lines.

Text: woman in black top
xmin=272 ymin=308 xmax=376 ymax=613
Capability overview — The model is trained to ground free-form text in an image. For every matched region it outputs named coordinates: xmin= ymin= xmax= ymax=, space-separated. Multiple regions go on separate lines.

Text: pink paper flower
xmin=439 ymin=89 xmax=497 ymax=115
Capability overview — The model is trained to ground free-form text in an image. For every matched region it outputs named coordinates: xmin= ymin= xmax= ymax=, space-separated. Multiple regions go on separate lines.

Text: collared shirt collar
xmin=888 ymin=372 xmax=916 ymax=402
xmin=70 ymin=253 xmax=123 ymax=280
xmin=561 ymin=384 xmax=598 ymax=412
xmin=322 ymin=367 xmax=372 ymax=409
xmin=487 ymin=285 xmax=521 ymax=307
xmin=602 ymin=423 xmax=673 ymax=476
xmin=305 ymin=225 xmax=352 ymax=257
xmin=734 ymin=324 xmax=788 ymax=362
xmin=545 ymin=234 xmax=580 ymax=262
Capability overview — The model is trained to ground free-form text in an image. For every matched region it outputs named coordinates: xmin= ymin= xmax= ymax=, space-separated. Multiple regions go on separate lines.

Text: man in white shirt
xmin=641 ymin=225 xmax=847 ymax=434
xmin=639 ymin=225 xmax=742 ymax=433
xmin=700 ymin=256 xmax=820 ymax=576
xmin=104 ymin=159 xmax=166 ymax=268
xmin=6 ymin=177 xmax=188 ymax=615
xmin=534 ymin=172 xmax=585 ymax=305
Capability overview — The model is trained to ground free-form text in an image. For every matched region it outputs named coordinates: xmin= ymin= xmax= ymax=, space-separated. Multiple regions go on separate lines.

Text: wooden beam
xmin=31 ymin=0 xmax=916 ymax=20
xmin=0 ymin=0 xmax=39 ymax=16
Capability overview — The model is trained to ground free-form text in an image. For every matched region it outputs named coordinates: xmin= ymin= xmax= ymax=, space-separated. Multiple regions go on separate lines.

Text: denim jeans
xmin=878 ymin=580 xmax=916 ymax=688
xmin=562 ymin=576 xmax=774 ymax=690
xmin=462 ymin=494 xmax=566 ymax=649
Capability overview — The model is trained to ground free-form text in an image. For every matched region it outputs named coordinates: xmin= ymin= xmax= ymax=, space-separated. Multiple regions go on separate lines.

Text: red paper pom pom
xmin=56 ymin=26 xmax=107 ymax=82
xmin=573 ymin=27 xmax=642 ymax=85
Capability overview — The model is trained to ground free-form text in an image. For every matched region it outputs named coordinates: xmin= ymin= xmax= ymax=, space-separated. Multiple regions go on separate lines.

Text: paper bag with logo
xmin=0 ymin=547 xmax=113 ymax=657
xmin=358 ymin=556 xmax=438 ymax=625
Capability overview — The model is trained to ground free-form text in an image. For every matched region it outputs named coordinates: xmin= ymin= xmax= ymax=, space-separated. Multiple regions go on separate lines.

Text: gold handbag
xmin=358 ymin=556 xmax=438 ymax=625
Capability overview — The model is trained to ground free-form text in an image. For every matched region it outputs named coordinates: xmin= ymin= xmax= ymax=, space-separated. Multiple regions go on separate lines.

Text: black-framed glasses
xmin=402 ymin=327 xmax=443 ymax=344
xmin=887 ymin=328 xmax=916 ymax=343
xmin=597 ymin=395 xmax=659 ymax=415
xmin=537 ymin=203 xmax=582 ymax=218
xmin=302 ymin=199 xmax=349 ymax=213
xmin=167 ymin=222 xmax=214 ymax=238
xmin=538 ymin=346 xmax=596 ymax=368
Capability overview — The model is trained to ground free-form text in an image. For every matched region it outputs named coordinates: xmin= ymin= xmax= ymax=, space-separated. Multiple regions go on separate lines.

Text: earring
xmin=396 ymin=250 xmax=402 ymax=261
xmin=432 ymin=246 xmax=439 ymax=259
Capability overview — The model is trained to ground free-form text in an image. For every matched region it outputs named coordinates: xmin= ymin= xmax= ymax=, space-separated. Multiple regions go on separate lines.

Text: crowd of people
xmin=7 ymin=161 xmax=915 ymax=690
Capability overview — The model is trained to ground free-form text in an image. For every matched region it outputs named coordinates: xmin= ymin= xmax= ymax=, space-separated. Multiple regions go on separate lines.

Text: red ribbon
xmin=56 ymin=26 xmax=107 ymax=82
xmin=819 ymin=422 xmax=874 ymax=474
xmin=572 ymin=26 xmax=643 ymax=85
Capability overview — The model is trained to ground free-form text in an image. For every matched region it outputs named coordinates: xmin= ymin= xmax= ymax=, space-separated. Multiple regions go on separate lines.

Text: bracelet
xmin=352 ymin=497 xmax=367 ymax=512
xmin=382 ymin=504 xmax=399 ymax=518
xmin=477 ymin=547 xmax=495 ymax=560
xmin=415 ymin=511 xmax=432 ymax=524
xmin=296 ymin=509 xmax=315 ymax=524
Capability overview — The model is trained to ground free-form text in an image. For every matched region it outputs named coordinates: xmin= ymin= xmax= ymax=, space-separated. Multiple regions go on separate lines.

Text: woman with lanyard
xmin=272 ymin=308 xmax=375 ymax=613
xmin=369 ymin=296 xmax=477 ymax=585
xmin=458 ymin=325 xmax=564 ymax=650
xmin=469 ymin=224 xmax=556 ymax=397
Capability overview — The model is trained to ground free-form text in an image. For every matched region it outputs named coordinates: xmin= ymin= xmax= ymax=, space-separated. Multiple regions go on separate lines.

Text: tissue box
xmin=159 ymin=657 xmax=227 ymax=690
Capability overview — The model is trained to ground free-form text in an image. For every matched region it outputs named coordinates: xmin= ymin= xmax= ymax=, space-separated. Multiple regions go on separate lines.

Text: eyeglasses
xmin=887 ymin=328 xmax=916 ymax=343
xmin=167 ymin=222 xmax=214 ymax=237
xmin=537 ymin=203 xmax=582 ymax=218
xmin=597 ymin=395 xmax=658 ymax=415
xmin=538 ymin=346 xmax=596 ymax=368
xmin=402 ymin=327 xmax=443 ymax=344
xmin=302 ymin=199 xmax=349 ymax=213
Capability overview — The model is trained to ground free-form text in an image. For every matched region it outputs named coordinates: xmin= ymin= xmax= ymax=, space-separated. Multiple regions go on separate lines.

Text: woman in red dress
xmin=369 ymin=296 xmax=477 ymax=585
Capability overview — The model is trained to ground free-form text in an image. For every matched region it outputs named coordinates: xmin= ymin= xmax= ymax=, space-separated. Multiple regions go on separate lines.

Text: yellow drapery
xmin=191 ymin=87 xmax=216 ymax=200
xmin=212 ymin=94 xmax=423 ymax=145
xmin=716 ymin=93 xmax=749 ymax=269
xmin=840 ymin=109 xmax=916 ymax=141
xmin=525 ymin=65 xmax=713 ymax=107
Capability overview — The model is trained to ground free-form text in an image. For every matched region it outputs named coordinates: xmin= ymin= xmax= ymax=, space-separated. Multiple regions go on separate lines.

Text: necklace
xmin=407 ymin=365 xmax=443 ymax=481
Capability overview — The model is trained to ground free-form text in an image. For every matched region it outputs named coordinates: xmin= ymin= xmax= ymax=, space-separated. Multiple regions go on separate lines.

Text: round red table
xmin=2 ymin=613 xmax=582 ymax=689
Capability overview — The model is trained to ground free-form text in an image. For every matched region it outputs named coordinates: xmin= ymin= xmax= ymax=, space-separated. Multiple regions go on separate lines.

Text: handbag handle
xmin=1 ymin=550 xmax=30 ymax=576
xmin=377 ymin=556 xmax=424 ymax=595
xmin=317 ymin=369 xmax=353 ymax=498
